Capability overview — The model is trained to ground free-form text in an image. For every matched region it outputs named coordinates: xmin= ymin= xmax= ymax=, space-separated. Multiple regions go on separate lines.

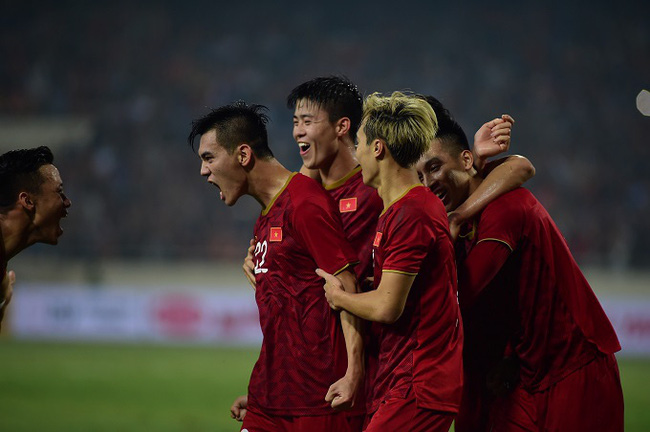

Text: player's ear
xmin=238 ymin=144 xmax=254 ymax=167
xmin=373 ymin=139 xmax=385 ymax=160
xmin=336 ymin=117 xmax=351 ymax=138
xmin=460 ymin=149 xmax=474 ymax=170
xmin=17 ymin=191 xmax=35 ymax=211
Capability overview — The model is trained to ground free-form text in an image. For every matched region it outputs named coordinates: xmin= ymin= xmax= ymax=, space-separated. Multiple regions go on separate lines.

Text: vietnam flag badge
xmin=339 ymin=197 xmax=358 ymax=213
xmin=270 ymin=227 xmax=283 ymax=242
xmin=373 ymin=231 xmax=383 ymax=247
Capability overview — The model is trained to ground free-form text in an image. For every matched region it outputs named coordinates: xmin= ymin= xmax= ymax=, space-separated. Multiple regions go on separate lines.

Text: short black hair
xmin=287 ymin=76 xmax=363 ymax=138
xmin=188 ymin=101 xmax=274 ymax=159
xmin=0 ymin=146 xmax=54 ymax=207
xmin=421 ymin=95 xmax=469 ymax=157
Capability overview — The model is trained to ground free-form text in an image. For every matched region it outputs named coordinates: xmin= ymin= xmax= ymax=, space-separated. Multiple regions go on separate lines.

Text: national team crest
xmin=373 ymin=231 xmax=383 ymax=247
xmin=339 ymin=197 xmax=358 ymax=213
xmin=270 ymin=227 xmax=283 ymax=242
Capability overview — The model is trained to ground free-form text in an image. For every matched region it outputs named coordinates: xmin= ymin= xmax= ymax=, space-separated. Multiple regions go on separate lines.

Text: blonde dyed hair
xmin=362 ymin=91 xmax=438 ymax=168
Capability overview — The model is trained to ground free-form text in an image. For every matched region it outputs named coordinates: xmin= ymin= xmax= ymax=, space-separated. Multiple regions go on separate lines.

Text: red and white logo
xmin=270 ymin=227 xmax=283 ymax=242
xmin=373 ymin=231 xmax=383 ymax=247
xmin=339 ymin=197 xmax=358 ymax=213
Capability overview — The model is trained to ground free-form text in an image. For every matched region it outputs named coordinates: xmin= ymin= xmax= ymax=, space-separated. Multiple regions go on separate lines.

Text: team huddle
xmin=1 ymin=76 xmax=623 ymax=432
xmin=188 ymin=77 xmax=624 ymax=432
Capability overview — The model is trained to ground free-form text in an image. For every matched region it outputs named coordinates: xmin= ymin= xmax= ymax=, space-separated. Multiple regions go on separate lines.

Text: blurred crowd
xmin=1 ymin=1 xmax=649 ymax=268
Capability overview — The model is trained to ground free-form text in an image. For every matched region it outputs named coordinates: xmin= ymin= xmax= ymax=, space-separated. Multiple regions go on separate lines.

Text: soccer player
xmin=188 ymin=102 xmax=364 ymax=432
xmin=318 ymin=92 xmax=463 ymax=432
xmin=415 ymin=98 xmax=624 ymax=431
xmin=0 ymin=146 xmax=72 ymax=329
xmin=287 ymin=76 xmax=383 ymax=291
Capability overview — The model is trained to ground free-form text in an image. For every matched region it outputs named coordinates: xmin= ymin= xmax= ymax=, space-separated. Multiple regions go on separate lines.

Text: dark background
xmin=2 ymin=0 xmax=649 ymax=268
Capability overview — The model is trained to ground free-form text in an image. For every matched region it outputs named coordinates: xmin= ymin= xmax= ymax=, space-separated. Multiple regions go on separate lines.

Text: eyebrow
xmin=426 ymin=157 xmax=442 ymax=167
xmin=293 ymin=113 xmax=315 ymax=119
xmin=199 ymin=151 xmax=213 ymax=159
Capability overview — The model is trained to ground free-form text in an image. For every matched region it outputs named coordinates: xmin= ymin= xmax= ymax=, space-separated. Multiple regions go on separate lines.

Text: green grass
xmin=0 ymin=341 xmax=649 ymax=431
xmin=0 ymin=341 xmax=258 ymax=432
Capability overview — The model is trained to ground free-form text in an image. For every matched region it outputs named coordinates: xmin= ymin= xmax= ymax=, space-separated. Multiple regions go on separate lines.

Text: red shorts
xmin=241 ymin=409 xmax=363 ymax=432
xmin=363 ymin=388 xmax=455 ymax=432
xmin=489 ymin=353 xmax=623 ymax=431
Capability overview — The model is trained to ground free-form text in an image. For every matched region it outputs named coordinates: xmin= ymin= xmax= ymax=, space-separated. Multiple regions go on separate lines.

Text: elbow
xmin=375 ymin=304 xmax=403 ymax=324
xmin=511 ymin=155 xmax=536 ymax=182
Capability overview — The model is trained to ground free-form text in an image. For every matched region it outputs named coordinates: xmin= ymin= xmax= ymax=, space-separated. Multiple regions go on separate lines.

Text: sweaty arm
xmin=450 ymin=155 xmax=535 ymax=239
xmin=458 ymin=239 xmax=512 ymax=309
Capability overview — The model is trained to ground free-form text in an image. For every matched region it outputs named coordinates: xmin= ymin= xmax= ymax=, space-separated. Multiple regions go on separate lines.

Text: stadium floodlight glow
xmin=637 ymin=89 xmax=650 ymax=116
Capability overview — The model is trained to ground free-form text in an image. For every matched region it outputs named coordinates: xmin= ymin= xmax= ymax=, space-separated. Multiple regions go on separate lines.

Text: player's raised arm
xmin=472 ymin=114 xmax=515 ymax=172
xmin=448 ymin=115 xmax=535 ymax=240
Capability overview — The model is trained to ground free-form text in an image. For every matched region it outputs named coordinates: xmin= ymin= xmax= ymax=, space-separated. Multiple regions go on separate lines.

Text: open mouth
xmin=209 ymin=181 xmax=225 ymax=201
xmin=298 ymin=142 xmax=311 ymax=155
xmin=433 ymin=188 xmax=448 ymax=204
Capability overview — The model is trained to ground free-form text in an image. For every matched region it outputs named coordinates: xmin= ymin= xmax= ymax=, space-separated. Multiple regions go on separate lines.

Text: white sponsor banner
xmin=9 ymin=284 xmax=262 ymax=345
xmin=8 ymin=286 xmax=650 ymax=355
xmin=600 ymin=297 xmax=650 ymax=356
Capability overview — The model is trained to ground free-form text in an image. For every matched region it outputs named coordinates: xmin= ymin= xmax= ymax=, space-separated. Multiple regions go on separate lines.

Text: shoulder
xmin=287 ymin=174 xmax=337 ymax=215
xmin=482 ymin=187 xmax=537 ymax=218
xmin=389 ymin=187 xmax=443 ymax=225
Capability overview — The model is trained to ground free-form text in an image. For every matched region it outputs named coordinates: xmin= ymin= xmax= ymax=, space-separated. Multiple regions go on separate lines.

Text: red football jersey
xmin=247 ymin=173 xmax=359 ymax=416
xmin=324 ymin=166 xmax=383 ymax=288
xmin=371 ymin=185 xmax=463 ymax=414
xmin=460 ymin=188 xmax=621 ymax=392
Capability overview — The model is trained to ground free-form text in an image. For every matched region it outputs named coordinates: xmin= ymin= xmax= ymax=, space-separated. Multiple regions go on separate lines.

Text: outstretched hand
xmin=316 ymin=268 xmax=345 ymax=311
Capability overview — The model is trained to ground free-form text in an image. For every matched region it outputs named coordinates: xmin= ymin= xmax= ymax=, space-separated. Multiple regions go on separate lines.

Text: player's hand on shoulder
xmin=242 ymin=239 xmax=256 ymax=290
xmin=325 ymin=374 xmax=359 ymax=411
xmin=316 ymin=268 xmax=344 ymax=311
xmin=473 ymin=114 xmax=515 ymax=163
xmin=230 ymin=394 xmax=248 ymax=422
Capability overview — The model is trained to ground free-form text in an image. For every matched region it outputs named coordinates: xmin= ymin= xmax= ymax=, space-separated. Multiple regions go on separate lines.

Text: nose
xmin=422 ymin=174 xmax=437 ymax=190
xmin=293 ymin=122 xmax=305 ymax=140
xmin=200 ymin=161 xmax=210 ymax=177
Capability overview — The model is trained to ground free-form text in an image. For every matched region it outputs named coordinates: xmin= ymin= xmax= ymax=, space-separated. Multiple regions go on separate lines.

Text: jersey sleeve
xmin=382 ymin=207 xmax=433 ymax=275
xmin=475 ymin=194 xmax=526 ymax=251
xmin=292 ymin=196 xmax=358 ymax=275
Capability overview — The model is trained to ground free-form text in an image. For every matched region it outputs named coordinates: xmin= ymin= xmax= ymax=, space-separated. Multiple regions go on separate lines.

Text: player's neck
xmin=248 ymin=158 xmax=293 ymax=209
xmin=467 ymin=175 xmax=483 ymax=198
xmin=376 ymin=163 xmax=421 ymax=209
xmin=318 ymin=140 xmax=358 ymax=186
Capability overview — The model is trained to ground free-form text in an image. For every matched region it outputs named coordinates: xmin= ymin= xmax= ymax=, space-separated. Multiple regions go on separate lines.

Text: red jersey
xmin=371 ymin=185 xmax=463 ymax=414
xmin=247 ymin=173 xmax=359 ymax=416
xmin=324 ymin=166 xmax=383 ymax=288
xmin=459 ymin=188 xmax=620 ymax=392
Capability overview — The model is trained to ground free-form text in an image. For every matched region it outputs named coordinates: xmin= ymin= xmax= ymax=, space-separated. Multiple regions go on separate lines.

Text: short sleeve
xmin=476 ymin=194 xmax=526 ymax=251
xmin=382 ymin=207 xmax=433 ymax=275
